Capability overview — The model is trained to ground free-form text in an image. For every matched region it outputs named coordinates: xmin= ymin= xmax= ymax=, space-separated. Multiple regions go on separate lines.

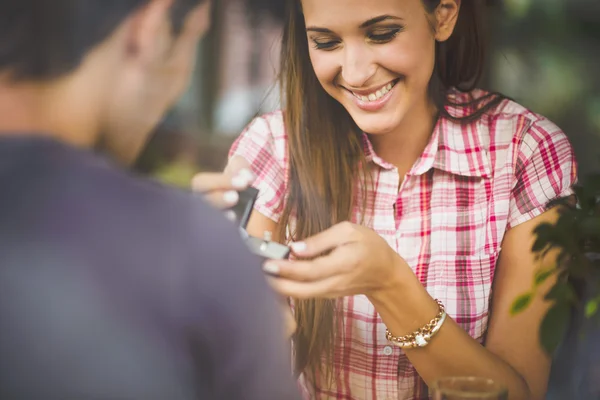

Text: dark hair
xmin=276 ymin=0 xmax=505 ymax=386
xmin=0 ymin=0 xmax=202 ymax=81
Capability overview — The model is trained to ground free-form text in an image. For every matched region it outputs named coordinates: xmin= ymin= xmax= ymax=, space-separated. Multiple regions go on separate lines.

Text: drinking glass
xmin=431 ymin=377 xmax=508 ymax=400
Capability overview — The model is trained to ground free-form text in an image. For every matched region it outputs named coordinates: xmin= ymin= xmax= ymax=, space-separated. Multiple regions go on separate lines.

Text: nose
xmin=340 ymin=43 xmax=377 ymax=88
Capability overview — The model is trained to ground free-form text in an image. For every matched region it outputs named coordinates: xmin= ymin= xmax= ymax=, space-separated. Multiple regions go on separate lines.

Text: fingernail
xmin=231 ymin=175 xmax=248 ymax=189
xmin=225 ymin=210 xmax=237 ymax=221
xmin=223 ymin=190 xmax=239 ymax=205
xmin=291 ymin=242 xmax=307 ymax=253
xmin=238 ymin=168 xmax=255 ymax=182
xmin=263 ymin=261 xmax=280 ymax=275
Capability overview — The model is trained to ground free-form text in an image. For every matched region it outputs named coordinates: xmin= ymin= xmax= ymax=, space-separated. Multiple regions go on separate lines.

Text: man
xmin=0 ymin=1 xmax=299 ymax=399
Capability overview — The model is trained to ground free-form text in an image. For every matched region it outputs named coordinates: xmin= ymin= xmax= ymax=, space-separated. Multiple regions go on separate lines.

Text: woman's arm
xmin=371 ymin=208 xmax=561 ymax=400
xmin=246 ymin=209 xmax=278 ymax=239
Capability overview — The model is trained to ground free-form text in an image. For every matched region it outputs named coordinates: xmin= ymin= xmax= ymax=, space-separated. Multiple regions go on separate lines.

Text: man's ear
xmin=168 ymin=1 xmax=212 ymax=69
xmin=125 ymin=0 xmax=174 ymax=63
xmin=433 ymin=0 xmax=460 ymax=42
xmin=186 ymin=1 xmax=212 ymax=38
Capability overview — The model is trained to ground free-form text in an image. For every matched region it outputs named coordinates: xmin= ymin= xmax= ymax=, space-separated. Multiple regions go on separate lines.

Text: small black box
xmin=231 ymin=187 xmax=290 ymax=261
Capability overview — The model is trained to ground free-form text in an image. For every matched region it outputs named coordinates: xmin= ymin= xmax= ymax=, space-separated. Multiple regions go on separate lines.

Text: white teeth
xmin=353 ymin=81 xmax=396 ymax=103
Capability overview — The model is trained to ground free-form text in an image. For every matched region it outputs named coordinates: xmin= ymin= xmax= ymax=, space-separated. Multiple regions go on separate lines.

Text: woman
xmin=193 ymin=0 xmax=577 ymax=398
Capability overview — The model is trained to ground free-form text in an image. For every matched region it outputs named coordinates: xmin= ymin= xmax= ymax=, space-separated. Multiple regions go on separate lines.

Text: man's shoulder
xmin=82 ymin=154 xmax=238 ymax=255
xmin=1 ymin=136 xmax=268 ymax=333
xmin=0 ymin=136 xmax=239 ymax=261
xmin=0 ymin=137 xmax=301 ymax=400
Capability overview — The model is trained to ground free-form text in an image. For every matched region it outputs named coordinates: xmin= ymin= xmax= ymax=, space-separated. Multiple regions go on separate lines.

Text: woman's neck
xmin=368 ymin=96 xmax=438 ymax=175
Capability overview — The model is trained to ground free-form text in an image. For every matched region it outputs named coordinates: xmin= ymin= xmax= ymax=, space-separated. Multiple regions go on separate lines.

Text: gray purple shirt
xmin=0 ymin=136 xmax=299 ymax=400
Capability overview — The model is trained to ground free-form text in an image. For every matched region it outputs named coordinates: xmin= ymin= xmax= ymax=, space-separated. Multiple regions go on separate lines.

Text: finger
xmin=289 ymin=221 xmax=358 ymax=257
xmin=224 ymin=156 xmax=253 ymax=178
xmin=267 ymin=276 xmax=341 ymax=300
xmin=191 ymin=172 xmax=232 ymax=193
xmin=202 ymin=190 xmax=241 ymax=210
xmin=191 ymin=170 xmax=251 ymax=193
xmin=224 ymin=210 xmax=237 ymax=222
xmin=263 ymin=255 xmax=341 ymax=283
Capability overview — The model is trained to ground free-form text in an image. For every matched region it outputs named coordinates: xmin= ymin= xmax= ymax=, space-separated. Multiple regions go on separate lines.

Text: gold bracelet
xmin=385 ymin=299 xmax=447 ymax=349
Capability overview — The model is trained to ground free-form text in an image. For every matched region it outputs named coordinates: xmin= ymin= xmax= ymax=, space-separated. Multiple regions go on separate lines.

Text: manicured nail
xmin=263 ymin=261 xmax=280 ymax=275
xmin=238 ymin=168 xmax=255 ymax=182
xmin=223 ymin=190 xmax=239 ymax=205
xmin=291 ymin=242 xmax=307 ymax=253
xmin=225 ymin=210 xmax=237 ymax=221
xmin=231 ymin=175 xmax=248 ymax=189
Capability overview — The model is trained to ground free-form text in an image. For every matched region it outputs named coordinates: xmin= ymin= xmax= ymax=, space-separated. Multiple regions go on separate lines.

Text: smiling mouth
xmin=345 ymin=79 xmax=400 ymax=102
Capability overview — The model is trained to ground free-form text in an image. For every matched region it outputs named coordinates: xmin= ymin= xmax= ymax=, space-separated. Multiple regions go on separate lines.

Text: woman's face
xmin=301 ymin=0 xmax=457 ymax=136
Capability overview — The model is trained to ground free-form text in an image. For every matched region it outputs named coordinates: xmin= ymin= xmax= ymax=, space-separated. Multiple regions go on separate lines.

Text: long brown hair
xmin=276 ymin=0 xmax=504 ymax=384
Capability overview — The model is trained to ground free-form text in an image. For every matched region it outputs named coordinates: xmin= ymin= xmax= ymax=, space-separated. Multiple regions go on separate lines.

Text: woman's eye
xmin=310 ymin=26 xmax=403 ymax=50
xmin=368 ymin=28 xmax=402 ymax=43
xmin=312 ymin=40 xmax=339 ymax=50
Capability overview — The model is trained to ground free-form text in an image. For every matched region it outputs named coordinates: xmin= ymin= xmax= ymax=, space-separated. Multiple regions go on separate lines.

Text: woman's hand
xmin=263 ymin=222 xmax=409 ymax=299
xmin=191 ymin=156 xmax=254 ymax=216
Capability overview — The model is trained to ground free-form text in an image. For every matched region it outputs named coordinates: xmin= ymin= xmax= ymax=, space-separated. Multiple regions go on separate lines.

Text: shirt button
xmin=383 ymin=345 xmax=394 ymax=356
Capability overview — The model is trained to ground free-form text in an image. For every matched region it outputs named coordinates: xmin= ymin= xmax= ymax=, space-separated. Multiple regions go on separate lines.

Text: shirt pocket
xmin=430 ymin=251 xmax=500 ymax=342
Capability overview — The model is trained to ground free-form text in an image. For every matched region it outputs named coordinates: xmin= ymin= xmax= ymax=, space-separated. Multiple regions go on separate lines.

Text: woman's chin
xmin=343 ymin=102 xmax=401 ymax=134
xmin=353 ymin=117 xmax=400 ymax=136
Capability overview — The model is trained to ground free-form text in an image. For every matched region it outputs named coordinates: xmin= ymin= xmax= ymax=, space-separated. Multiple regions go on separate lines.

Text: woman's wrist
xmin=368 ymin=256 xmax=440 ymax=336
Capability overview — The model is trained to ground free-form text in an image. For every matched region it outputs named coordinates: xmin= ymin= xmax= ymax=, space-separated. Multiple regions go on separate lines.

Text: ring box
xmin=230 ymin=187 xmax=290 ymax=260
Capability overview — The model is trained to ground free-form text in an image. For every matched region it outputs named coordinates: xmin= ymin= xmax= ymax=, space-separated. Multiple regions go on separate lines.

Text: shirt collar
xmin=363 ymin=113 xmax=492 ymax=178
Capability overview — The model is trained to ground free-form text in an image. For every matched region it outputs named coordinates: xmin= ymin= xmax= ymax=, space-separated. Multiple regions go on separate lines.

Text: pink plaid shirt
xmin=229 ymin=90 xmax=577 ymax=399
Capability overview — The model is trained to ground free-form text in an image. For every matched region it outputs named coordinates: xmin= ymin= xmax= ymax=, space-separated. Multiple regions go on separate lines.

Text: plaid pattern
xmin=229 ymin=90 xmax=578 ymax=399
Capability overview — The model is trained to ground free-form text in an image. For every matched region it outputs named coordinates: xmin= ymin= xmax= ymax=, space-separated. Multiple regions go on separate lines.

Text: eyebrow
xmin=360 ymin=15 xmax=403 ymax=28
xmin=305 ymin=15 xmax=403 ymax=33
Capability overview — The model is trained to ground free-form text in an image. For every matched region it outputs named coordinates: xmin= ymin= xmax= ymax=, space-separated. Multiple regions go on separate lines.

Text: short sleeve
xmin=228 ymin=111 xmax=287 ymax=223
xmin=507 ymin=119 xmax=578 ymax=229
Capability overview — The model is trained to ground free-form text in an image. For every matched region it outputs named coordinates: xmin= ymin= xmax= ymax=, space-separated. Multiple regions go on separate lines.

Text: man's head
xmin=0 ymin=0 xmax=211 ymax=164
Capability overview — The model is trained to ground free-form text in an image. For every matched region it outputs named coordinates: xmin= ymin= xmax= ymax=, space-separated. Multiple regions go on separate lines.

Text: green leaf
xmin=555 ymin=250 xmax=570 ymax=269
xmin=544 ymin=282 xmax=576 ymax=303
xmin=511 ymin=292 xmax=533 ymax=315
xmin=539 ymin=302 xmax=570 ymax=355
xmin=585 ymin=299 xmax=599 ymax=318
xmin=532 ymin=223 xmax=554 ymax=252
xmin=534 ymin=269 xmax=555 ymax=287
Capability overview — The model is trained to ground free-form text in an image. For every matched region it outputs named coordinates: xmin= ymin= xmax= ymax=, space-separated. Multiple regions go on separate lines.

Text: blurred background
xmin=134 ymin=0 xmax=600 ymax=186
